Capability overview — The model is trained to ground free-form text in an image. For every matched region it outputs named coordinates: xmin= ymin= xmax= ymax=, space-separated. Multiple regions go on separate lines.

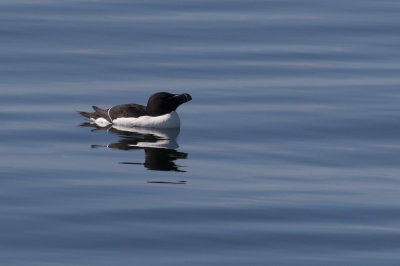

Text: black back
xmin=80 ymin=92 xmax=192 ymax=121
xmin=108 ymin=104 xmax=147 ymax=120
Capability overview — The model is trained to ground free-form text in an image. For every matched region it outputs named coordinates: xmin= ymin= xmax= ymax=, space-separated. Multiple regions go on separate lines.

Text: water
xmin=1 ymin=0 xmax=400 ymax=265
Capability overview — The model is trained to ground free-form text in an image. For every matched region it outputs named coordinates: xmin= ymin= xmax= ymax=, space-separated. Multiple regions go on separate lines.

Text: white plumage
xmin=92 ymin=111 xmax=180 ymax=129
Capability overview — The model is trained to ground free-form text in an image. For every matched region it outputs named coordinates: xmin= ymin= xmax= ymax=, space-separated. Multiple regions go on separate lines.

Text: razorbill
xmin=79 ymin=92 xmax=192 ymax=128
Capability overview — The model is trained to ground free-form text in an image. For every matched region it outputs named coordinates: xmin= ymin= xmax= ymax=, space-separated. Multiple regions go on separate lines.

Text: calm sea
xmin=1 ymin=0 xmax=400 ymax=265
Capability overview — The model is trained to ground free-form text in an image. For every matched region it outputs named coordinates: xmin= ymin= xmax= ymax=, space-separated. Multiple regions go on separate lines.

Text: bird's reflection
xmin=80 ymin=123 xmax=188 ymax=173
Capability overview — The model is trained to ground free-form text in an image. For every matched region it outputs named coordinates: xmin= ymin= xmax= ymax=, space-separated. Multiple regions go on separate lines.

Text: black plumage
xmin=79 ymin=92 xmax=192 ymax=122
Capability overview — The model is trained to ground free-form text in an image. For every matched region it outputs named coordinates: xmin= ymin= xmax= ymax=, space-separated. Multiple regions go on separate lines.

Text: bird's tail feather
xmin=78 ymin=106 xmax=110 ymax=121
xmin=78 ymin=111 xmax=94 ymax=119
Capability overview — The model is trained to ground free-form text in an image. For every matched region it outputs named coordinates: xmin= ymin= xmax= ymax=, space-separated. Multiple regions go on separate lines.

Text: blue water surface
xmin=1 ymin=0 xmax=400 ymax=265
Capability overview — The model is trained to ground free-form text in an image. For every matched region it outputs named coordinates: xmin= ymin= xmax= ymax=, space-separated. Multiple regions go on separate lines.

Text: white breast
xmin=111 ymin=111 xmax=181 ymax=128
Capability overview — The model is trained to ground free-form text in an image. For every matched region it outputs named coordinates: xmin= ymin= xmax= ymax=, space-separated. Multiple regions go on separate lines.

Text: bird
xmin=78 ymin=92 xmax=192 ymax=128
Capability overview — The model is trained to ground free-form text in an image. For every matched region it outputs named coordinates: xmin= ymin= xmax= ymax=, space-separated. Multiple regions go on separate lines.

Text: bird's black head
xmin=146 ymin=92 xmax=192 ymax=116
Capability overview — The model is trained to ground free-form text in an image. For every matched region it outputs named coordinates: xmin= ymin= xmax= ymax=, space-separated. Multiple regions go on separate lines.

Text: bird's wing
xmin=108 ymin=104 xmax=148 ymax=120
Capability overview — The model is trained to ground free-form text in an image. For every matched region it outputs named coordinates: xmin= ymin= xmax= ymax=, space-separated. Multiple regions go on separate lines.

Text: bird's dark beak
xmin=182 ymin=93 xmax=192 ymax=102
xmin=173 ymin=93 xmax=192 ymax=103
xmin=170 ymin=93 xmax=192 ymax=111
